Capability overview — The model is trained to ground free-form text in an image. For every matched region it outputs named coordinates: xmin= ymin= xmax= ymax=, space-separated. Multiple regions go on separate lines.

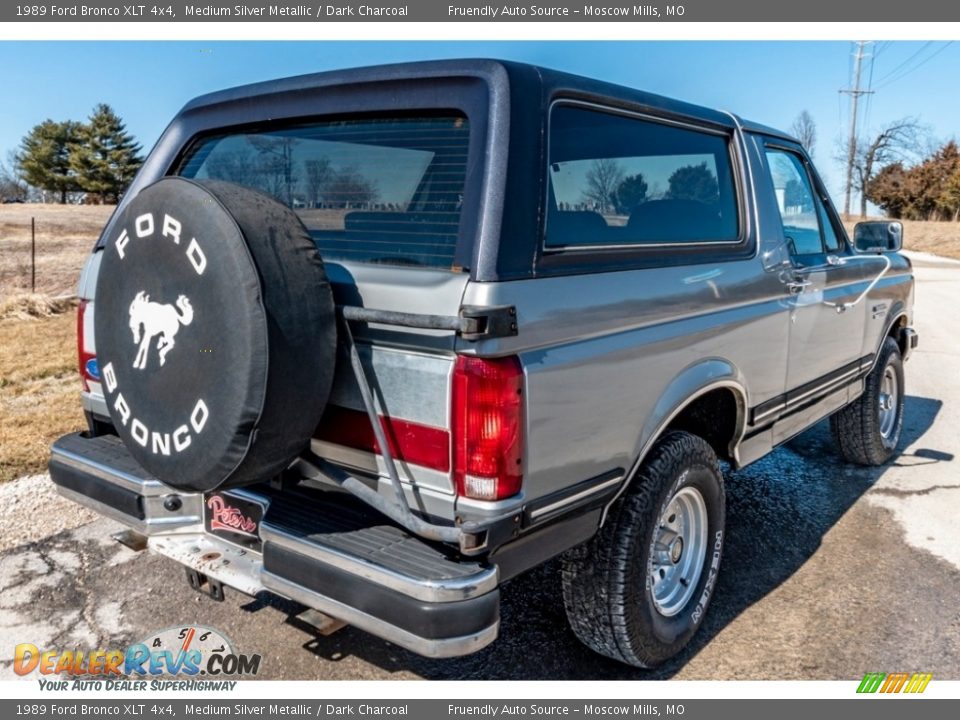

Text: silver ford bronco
xmin=51 ymin=60 xmax=917 ymax=668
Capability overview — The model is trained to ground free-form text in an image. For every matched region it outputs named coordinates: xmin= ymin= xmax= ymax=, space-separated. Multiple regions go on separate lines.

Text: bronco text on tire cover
xmin=94 ymin=178 xmax=337 ymax=493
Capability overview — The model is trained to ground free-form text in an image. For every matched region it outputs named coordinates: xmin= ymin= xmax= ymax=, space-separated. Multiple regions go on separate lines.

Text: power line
xmin=875 ymin=41 xmax=953 ymax=90
xmin=871 ymin=41 xmax=894 ymax=62
xmin=874 ymin=41 xmax=933 ymax=84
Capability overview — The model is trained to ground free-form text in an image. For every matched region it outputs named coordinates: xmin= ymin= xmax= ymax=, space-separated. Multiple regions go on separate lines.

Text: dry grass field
xmin=0 ymin=307 xmax=85 ymax=483
xmin=0 ymin=204 xmax=113 ymax=300
xmin=844 ymin=217 xmax=960 ymax=260
xmin=0 ymin=205 xmax=108 ymax=482
xmin=0 ymin=204 xmax=959 ymax=485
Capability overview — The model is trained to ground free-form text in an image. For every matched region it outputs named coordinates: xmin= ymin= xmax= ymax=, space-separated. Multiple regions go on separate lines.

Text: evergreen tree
xmin=613 ymin=173 xmax=648 ymax=214
xmin=666 ymin=162 xmax=718 ymax=204
xmin=866 ymin=141 xmax=960 ymax=221
xmin=866 ymin=163 xmax=910 ymax=219
xmin=16 ymin=119 xmax=83 ymax=203
xmin=70 ymin=104 xmax=143 ymax=203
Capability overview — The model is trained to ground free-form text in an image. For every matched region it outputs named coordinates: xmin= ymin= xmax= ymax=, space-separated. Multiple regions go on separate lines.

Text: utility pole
xmin=840 ymin=41 xmax=875 ymax=219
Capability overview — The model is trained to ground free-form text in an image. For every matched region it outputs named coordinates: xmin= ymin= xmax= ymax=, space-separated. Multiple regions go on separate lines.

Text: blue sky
xmin=1 ymin=41 xmax=957 ymax=201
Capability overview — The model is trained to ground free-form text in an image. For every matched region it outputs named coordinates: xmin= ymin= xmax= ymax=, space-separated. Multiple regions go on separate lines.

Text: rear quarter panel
xmin=458 ymin=255 xmax=790 ymax=506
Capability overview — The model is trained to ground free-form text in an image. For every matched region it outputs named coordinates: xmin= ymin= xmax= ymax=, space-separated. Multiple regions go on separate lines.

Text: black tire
xmin=561 ymin=431 xmax=725 ymax=668
xmin=830 ymin=336 xmax=905 ymax=466
xmin=94 ymin=178 xmax=337 ymax=492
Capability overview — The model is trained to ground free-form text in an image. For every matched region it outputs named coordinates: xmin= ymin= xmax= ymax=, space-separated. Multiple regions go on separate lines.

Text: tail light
xmin=452 ymin=355 xmax=524 ymax=501
xmin=77 ymin=300 xmax=98 ymax=392
xmin=315 ymin=406 xmax=450 ymax=473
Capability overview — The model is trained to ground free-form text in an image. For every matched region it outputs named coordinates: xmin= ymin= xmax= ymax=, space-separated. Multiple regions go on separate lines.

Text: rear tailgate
xmin=311 ymin=263 xmax=469 ymax=520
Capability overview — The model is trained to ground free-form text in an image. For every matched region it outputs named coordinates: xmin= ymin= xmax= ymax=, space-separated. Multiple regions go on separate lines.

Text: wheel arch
xmin=600 ymin=359 xmax=748 ymax=527
xmin=868 ymin=307 xmax=909 ymax=375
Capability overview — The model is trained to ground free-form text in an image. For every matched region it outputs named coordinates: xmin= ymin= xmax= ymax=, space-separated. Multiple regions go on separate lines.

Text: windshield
xmin=176 ymin=114 xmax=470 ymax=269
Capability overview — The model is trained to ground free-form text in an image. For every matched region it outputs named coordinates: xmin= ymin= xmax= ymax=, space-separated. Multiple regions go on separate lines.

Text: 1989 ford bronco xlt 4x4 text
xmin=50 ymin=60 xmax=917 ymax=668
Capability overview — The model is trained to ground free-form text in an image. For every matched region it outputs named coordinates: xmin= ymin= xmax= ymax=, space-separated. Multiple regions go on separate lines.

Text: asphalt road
xmin=2 ymin=254 xmax=959 ymax=681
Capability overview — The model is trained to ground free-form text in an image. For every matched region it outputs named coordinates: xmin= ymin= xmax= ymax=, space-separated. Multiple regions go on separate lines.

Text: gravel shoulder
xmin=0 ymin=473 xmax=96 ymax=554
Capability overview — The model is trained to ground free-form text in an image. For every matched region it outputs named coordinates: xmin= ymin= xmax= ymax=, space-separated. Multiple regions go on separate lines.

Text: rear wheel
xmin=831 ymin=336 xmax=905 ymax=466
xmin=561 ymin=431 xmax=725 ymax=668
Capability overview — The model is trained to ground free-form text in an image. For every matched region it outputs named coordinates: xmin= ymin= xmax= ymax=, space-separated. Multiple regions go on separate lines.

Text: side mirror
xmin=853 ymin=221 xmax=903 ymax=253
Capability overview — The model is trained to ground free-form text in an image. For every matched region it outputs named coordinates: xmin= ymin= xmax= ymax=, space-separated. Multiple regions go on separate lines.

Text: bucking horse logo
xmin=128 ymin=291 xmax=194 ymax=370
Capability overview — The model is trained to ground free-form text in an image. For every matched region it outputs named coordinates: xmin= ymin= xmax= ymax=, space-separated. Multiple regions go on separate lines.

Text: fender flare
xmin=866 ymin=306 xmax=908 ymax=375
xmin=599 ymin=359 xmax=749 ymax=526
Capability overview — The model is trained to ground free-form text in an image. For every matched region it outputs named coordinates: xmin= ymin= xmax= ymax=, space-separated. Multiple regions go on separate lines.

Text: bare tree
xmin=205 ymin=147 xmax=259 ymax=186
xmin=790 ymin=110 xmax=817 ymax=158
xmin=249 ymin=136 xmax=299 ymax=206
xmin=0 ymin=150 xmax=28 ymax=201
xmin=852 ymin=118 xmax=925 ymax=218
xmin=303 ymin=158 xmax=332 ymax=208
xmin=582 ymin=158 xmax=625 ymax=215
xmin=323 ymin=166 xmax=378 ymax=209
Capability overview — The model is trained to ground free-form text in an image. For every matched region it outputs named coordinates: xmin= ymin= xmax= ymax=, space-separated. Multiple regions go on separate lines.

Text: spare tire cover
xmin=94 ymin=178 xmax=336 ymax=492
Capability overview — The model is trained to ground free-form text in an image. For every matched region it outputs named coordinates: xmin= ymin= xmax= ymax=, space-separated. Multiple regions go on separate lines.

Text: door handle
xmin=786 ymin=279 xmax=812 ymax=294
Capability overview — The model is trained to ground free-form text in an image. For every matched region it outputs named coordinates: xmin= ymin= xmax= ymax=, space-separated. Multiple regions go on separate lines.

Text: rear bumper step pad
xmin=260 ymin=491 xmax=499 ymax=656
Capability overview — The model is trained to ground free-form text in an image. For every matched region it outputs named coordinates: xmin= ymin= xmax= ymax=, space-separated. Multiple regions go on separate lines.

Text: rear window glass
xmin=546 ymin=105 xmax=739 ymax=248
xmin=177 ymin=115 xmax=470 ymax=269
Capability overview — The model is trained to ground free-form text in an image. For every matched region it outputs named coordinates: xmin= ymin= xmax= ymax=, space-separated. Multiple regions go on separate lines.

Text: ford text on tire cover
xmin=50 ymin=60 xmax=917 ymax=667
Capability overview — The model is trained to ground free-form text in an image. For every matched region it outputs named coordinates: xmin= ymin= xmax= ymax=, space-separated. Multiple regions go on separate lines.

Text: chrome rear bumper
xmin=49 ymin=432 xmax=500 ymax=658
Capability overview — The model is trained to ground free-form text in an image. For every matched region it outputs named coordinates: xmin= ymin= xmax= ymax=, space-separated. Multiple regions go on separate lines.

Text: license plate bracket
xmin=203 ymin=491 xmax=266 ymax=552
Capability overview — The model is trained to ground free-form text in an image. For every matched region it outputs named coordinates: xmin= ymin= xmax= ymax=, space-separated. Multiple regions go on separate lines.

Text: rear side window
xmin=177 ymin=115 xmax=470 ymax=269
xmin=546 ymin=105 xmax=739 ymax=248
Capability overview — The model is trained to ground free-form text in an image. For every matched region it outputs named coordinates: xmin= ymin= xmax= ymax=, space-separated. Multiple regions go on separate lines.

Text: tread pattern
xmin=831 ymin=337 xmax=904 ymax=466
xmin=561 ymin=430 xmax=723 ymax=667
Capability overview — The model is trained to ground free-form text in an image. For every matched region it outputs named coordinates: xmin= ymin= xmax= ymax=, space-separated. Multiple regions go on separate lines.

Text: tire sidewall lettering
xmin=881 ymin=350 xmax=905 ymax=450
xmin=690 ymin=530 xmax=723 ymax=626
xmin=642 ymin=456 xmax=724 ymax=641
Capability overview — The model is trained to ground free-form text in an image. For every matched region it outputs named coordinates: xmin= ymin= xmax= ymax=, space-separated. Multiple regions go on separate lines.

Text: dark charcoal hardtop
xmin=101 ymin=59 xmax=797 ymax=281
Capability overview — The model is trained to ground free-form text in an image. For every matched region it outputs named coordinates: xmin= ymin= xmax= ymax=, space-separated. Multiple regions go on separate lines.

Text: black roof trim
xmin=179 ymin=58 xmax=789 ymax=137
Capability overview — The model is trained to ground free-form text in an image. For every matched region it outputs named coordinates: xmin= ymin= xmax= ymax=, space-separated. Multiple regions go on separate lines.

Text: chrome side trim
xmin=262 ymin=572 xmax=499 ymax=659
xmin=751 ymin=401 xmax=786 ymax=424
xmin=528 ymin=476 xmax=622 ymax=522
xmin=752 ymin=358 xmax=872 ymax=427
xmin=259 ymin=524 xmax=498 ymax=603
xmin=787 ymin=366 xmax=861 ymax=406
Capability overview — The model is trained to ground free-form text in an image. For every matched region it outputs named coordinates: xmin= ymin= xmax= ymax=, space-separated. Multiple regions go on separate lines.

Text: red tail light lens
xmin=77 ymin=300 xmax=98 ymax=392
xmin=452 ymin=355 xmax=524 ymax=501
xmin=315 ymin=406 xmax=450 ymax=473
